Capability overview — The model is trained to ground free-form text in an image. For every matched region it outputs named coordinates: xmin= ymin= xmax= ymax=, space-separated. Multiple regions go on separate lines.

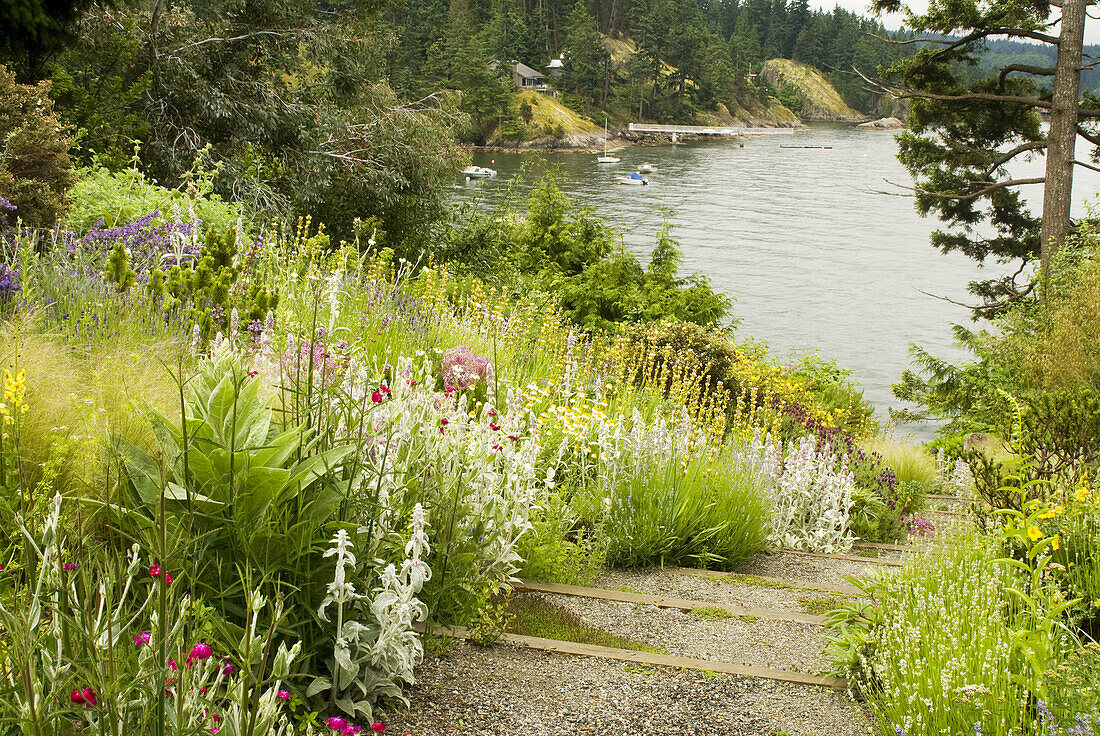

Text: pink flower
xmin=63 ymin=563 xmax=79 ymax=571
xmin=440 ymin=418 xmax=449 ymax=425
xmin=190 ymin=642 xmax=213 ymax=660
xmin=221 ymin=664 xmax=236 ymax=676
xmin=149 ymin=563 xmax=161 ymax=577
xmin=70 ymin=688 xmax=97 ymax=707
xmin=134 ymin=632 xmax=151 ymax=646
xmin=277 ymin=689 xmax=290 ymax=700
xmin=372 ymin=723 xmax=386 ymax=733
xmin=70 ymin=690 xmax=86 ymax=705
xmin=165 ymin=572 xmax=173 ymax=585
xmin=489 ymin=423 xmax=500 ymax=431
xmin=371 ymin=391 xmax=384 ymax=403
xmin=326 ymin=717 xmax=348 ymax=731
xmin=168 ymin=659 xmax=178 ymax=671
xmin=380 ymin=383 xmax=391 ymax=394
xmin=209 ymin=729 xmax=219 ymax=734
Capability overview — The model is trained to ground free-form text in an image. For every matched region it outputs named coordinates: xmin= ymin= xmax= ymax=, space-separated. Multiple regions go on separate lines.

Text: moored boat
xmin=617 ymin=172 xmax=648 ymax=185
xmin=463 ymin=166 xmax=497 ymax=179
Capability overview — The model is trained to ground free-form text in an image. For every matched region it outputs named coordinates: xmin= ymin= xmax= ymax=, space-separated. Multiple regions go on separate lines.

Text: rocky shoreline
xmin=465 ymin=122 xmax=810 ymax=154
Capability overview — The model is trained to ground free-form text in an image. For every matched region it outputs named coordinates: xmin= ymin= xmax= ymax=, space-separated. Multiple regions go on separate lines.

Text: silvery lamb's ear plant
xmin=745 ymin=430 xmax=857 ymax=553
xmin=0 ymin=493 xmax=301 ymax=736
xmin=309 ymin=506 xmax=431 ymax=722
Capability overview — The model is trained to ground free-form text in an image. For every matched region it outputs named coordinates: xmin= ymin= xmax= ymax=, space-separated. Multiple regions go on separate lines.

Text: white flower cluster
xmin=745 ymin=430 xmax=856 ymax=553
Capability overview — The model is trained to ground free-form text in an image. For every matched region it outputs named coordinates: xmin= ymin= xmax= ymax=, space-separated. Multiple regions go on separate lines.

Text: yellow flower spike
xmin=1077 ymin=487 xmax=1089 ymax=503
xmin=1028 ymin=525 xmax=1042 ymax=542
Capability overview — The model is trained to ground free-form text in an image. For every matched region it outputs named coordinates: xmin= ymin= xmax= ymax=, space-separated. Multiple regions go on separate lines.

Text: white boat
xmin=617 ymin=172 xmax=648 ymax=185
xmin=638 ymin=162 xmax=655 ymax=172
xmin=597 ymin=120 xmax=619 ymax=163
xmin=463 ymin=166 xmax=497 ymax=179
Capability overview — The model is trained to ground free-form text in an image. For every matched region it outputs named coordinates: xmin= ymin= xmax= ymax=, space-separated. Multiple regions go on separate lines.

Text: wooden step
xmin=421 ymin=624 xmax=848 ymax=690
xmin=516 ymin=579 xmax=826 ymax=625
xmin=776 ymin=548 xmax=904 ymax=568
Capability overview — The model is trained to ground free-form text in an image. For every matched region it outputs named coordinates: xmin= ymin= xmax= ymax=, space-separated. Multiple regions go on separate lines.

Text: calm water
xmin=455 ymin=124 xmax=1100 ymax=438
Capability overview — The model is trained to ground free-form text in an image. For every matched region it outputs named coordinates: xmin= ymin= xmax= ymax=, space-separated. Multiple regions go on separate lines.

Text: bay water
xmin=456 ymin=124 xmax=1100 ymax=439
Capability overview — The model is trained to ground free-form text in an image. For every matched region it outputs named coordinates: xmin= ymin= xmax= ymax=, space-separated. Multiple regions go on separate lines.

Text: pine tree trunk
xmin=1040 ymin=0 xmax=1087 ymax=282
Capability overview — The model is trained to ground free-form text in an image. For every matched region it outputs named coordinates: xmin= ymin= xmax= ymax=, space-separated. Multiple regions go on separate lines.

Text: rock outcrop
xmin=759 ymin=59 xmax=869 ymax=122
xmin=857 ymin=116 xmax=905 ymax=130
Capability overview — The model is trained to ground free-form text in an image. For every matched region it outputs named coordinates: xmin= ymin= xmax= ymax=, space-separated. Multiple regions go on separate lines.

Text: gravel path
xmin=384 ymin=642 xmax=873 ymax=736
xmin=734 ymin=549 xmax=895 ymax=590
xmin=594 ymin=567 xmax=854 ymax=614
xmin=538 ymin=592 xmax=828 ymax=672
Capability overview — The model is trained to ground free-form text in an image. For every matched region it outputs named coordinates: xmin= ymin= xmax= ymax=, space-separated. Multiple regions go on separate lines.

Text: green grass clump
xmin=505 ymin=595 xmax=666 ymax=654
xmin=722 ymin=574 xmax=793 ymax=590
xmin=599 ymin=451 xmax=768 ymax=570
xmin=690 ymin=605 xmax=732 ymax=621
xmin=863 ymin=436 xmax=938 ymax=491
xmin=797 ymin=596 xmax=841 ymax=615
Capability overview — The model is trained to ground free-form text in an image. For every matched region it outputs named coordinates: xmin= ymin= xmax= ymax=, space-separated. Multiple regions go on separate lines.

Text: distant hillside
xmin=759 ymin=59 xmax=868 ymax=122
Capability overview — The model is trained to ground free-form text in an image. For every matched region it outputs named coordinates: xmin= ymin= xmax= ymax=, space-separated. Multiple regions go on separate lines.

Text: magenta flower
xmin=190 ymin=642 xmax=213 ymax=660
xmin=134 ymin=632 xmax=151 ymax=646
xmin=371 ymin=723 xmax=385 ymax=733
xmin=277 ymin=689 xmax=290 ymax=700
xmin=148 ymin=563 xmax=161 ymax=576
xmin=371 ymin=391 xmax=383 ymax=403
xmin=70 ymin=688 xmax=97 ymax=707
xmin=326 ymin=717 xmax=348 ymax=730
xmin=221 ymin=664 xmax=236 ymax=676
xmin=63 ymin=563 xmax=79 ymax=571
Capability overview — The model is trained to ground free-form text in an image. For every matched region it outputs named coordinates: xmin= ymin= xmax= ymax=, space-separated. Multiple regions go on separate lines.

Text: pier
xmin=628 ymin=123 xmax=798 ymax=142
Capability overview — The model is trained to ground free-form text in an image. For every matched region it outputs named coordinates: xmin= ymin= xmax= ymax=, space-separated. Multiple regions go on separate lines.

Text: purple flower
xmin=63 ymin=563 xmax=79 ymax=571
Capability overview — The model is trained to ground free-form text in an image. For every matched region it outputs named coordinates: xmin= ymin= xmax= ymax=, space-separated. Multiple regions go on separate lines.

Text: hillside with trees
xmin=384 ymin=0 xmax=911 ymax=142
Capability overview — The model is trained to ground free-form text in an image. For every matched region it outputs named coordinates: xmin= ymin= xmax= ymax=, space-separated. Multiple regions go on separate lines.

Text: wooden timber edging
xmin=851 ymin=541 xmax=912 ymax=553
xmin=421 ymin=623 xmax=847 ymax=690
xmin=925 ymin=494 xmax=978 ymax=504
xmin=777 ymin=548 xmax=904 ymax=568
xmin=663 ymin=567 xmax=864 ymax=597
xmin=515 ymin=579 xmax=826 ymax=626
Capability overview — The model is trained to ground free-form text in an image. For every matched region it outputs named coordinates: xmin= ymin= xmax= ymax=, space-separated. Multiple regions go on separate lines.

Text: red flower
xmin=371 ymin=723 xmax=386 ymax=733
xmin=165 ymin=573 xmax=173 ymax=585
xmin=489 ymin=423 xmax=500 ymax=431
xmin=148 ymin=563 xmax=161 ymax=577
xmin=371 ymin=391 xmax=384 ymax=403
xmin=70 ymin=688 xmax=97 ymax=707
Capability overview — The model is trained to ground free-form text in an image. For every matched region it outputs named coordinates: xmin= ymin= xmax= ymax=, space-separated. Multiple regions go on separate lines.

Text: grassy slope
xmin=759 ymin=59 xmax=864 ymax=121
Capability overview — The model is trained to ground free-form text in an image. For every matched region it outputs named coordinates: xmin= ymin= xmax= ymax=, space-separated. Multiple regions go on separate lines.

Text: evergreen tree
xmin=562 ymin=1 xmax=611 ymax=113
xmin=871 ymin=0 xmax=1097 ymax=315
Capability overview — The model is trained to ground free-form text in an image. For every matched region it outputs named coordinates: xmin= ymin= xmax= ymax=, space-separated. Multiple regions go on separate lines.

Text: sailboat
xmin=597 ymin=120 xmax=620 ymax=163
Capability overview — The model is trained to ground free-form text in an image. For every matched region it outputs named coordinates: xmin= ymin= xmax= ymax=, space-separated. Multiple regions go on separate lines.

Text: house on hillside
xmin=513 ymin=62 xmax=546 ymax=89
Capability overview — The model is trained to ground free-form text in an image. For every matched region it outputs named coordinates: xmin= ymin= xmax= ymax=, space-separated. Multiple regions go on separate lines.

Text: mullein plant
xmin=0 ymin=494 xmax=301 ymax=736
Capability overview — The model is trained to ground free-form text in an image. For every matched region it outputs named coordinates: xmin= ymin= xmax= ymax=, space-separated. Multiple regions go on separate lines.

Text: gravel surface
xmin=541 ymin=593 xmax=828 ymax=672
xmin=734 ymin=550 xmax=894 ymax=590
xmin=593 ymin=567 xmax=853 ymax=614
xmin=385 ymin=642 xmax=873 ymax=736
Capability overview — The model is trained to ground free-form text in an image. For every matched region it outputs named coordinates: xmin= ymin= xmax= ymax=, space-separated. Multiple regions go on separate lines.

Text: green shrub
xmin=0 ymin=64 xmax=75 ymax=226
xmin=66 ymin=165 xmax=243 ymax=234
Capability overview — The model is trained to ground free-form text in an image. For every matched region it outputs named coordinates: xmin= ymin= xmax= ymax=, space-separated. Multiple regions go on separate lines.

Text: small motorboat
xmin=463 ymin=166 xmax=497 ymax=179
xmin=638 ymin=162 xmax=655 ymax=172
xmin=617 ymin=172 xmax=648 ymax=185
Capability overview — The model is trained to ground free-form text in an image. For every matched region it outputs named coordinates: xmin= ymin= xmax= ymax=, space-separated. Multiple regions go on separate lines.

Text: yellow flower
xmin=1052 ymin=535 xmax=1060 ymax=551
xmin=1028 ymin=526 xmax=1042 ymax=542
xmin=1077 ymin=487 xmax=1089 ymax=503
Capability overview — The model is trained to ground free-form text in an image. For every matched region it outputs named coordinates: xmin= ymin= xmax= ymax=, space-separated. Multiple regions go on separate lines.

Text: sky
xmin=810 ymin=0 xmax=1100 ymax=44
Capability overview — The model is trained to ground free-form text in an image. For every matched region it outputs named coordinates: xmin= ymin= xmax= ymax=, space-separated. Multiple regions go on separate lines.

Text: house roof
xmin=514 ymin=63 xmax=544 ymax=78
xmin=547 ymin=59 xmax=564 ymax=69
